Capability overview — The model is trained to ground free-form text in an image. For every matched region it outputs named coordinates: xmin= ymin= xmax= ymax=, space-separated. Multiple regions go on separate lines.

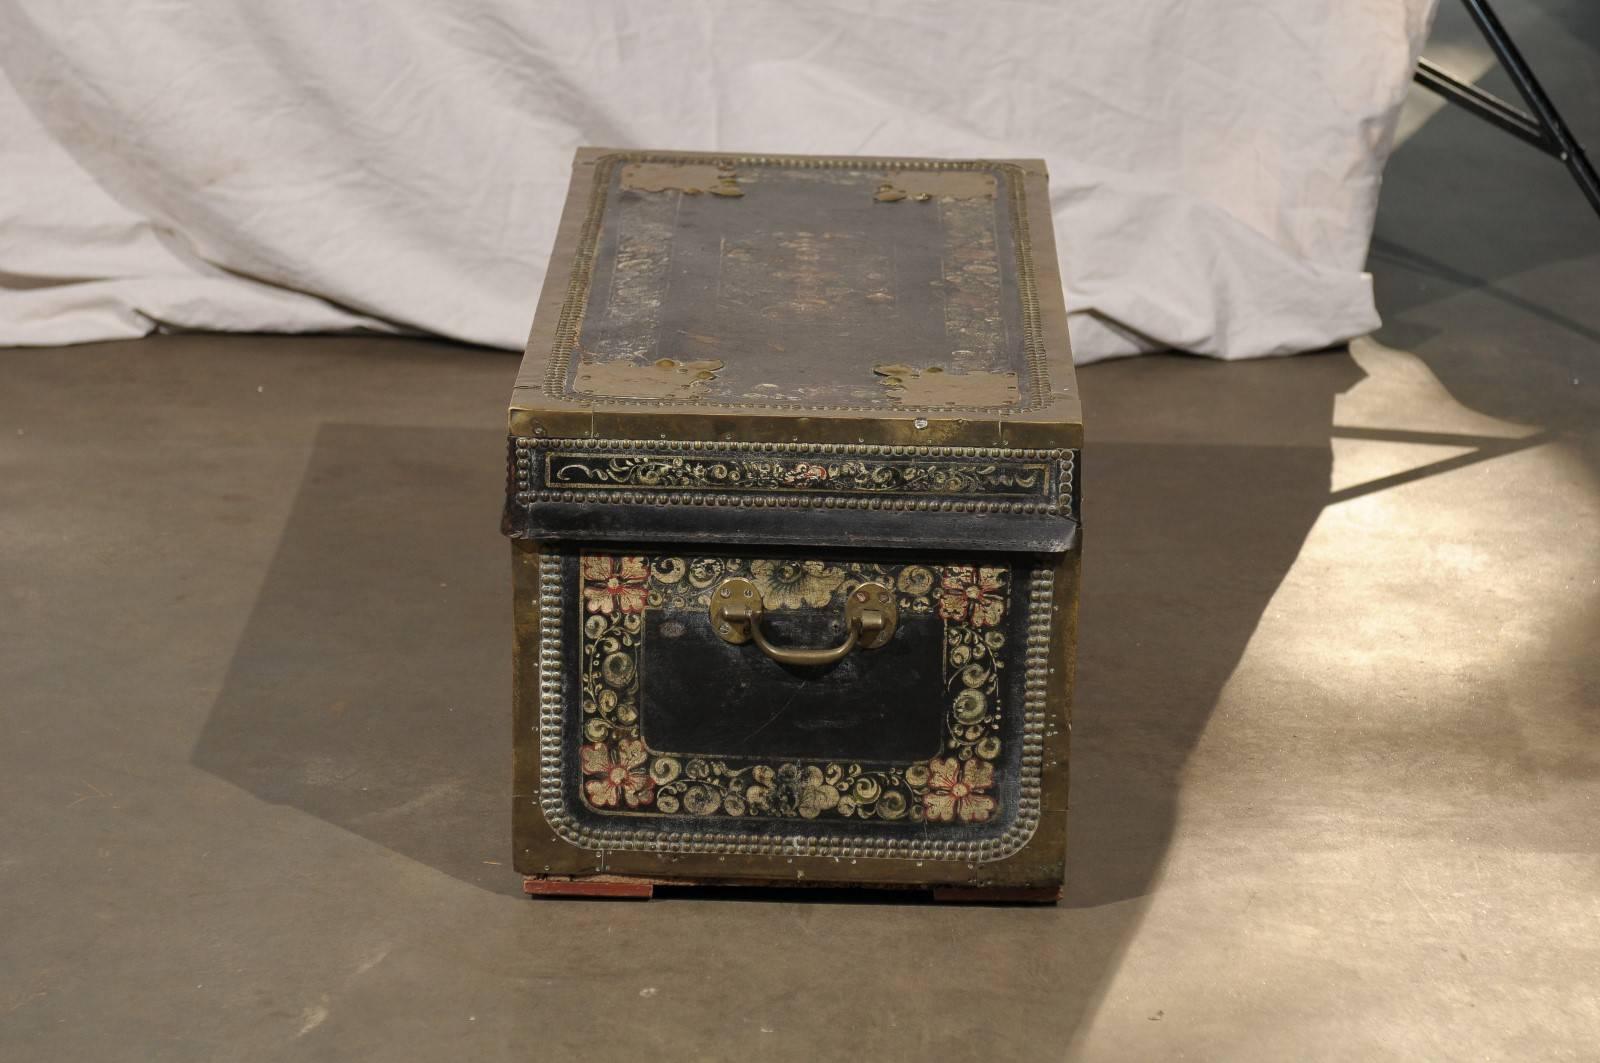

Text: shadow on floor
xmin=1067 ymin=351 xmax=1366 ymax=909
xmin=192 ymin=422 xmax=516 ymax=892
xmin=190 ymin=352 xmax=1362 ymax=988
xmin=1365 ymin=0 xmax=1600 ymax=830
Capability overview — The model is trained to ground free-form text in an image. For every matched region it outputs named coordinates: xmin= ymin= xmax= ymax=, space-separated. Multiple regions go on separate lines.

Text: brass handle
xmin=709 ymin=578 xmax=898 ymax=666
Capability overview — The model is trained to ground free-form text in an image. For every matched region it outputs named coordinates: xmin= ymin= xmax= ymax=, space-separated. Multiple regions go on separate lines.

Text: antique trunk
xmin=505 ymin=148 xmax=1082 ymax=900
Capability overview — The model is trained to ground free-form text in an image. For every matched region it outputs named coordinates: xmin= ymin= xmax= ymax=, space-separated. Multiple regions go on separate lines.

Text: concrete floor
xmin=5 ymin=7 xmax=1600 ymax=1061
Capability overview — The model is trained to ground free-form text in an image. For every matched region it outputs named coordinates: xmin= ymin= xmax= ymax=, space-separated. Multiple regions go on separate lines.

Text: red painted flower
xmin=582 ymin=555 xmax=649 ymax=615
xmin=938 ymin=566 xmax=1006 ymax=627
xmin=922 ymin=756 xmax=996 ymax=823
xmin=581 ymin=738 xmax=653 ymax=808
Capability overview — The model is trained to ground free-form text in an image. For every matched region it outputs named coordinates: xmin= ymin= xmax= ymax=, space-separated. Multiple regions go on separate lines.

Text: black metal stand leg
xmin=1414 ymin=0 xmax=1600 ymax=220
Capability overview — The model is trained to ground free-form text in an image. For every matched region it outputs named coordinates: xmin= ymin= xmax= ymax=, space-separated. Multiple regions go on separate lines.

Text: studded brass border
xmin=541 ymin=151 xmax=1048 ymax=414
xmin=511 ymin=437 xmax=1078 ymax=519
xmin=535 ymin=549 xmax=1052 ymax=862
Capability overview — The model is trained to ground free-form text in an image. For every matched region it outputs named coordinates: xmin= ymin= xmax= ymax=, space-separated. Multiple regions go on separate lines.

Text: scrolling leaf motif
xmin=549 ymin=454 xmax=1048 ymax=496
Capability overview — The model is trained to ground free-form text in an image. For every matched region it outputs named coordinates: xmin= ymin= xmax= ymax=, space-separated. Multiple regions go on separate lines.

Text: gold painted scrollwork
xmin=576 ymin=552 xmax=1009 ymax=824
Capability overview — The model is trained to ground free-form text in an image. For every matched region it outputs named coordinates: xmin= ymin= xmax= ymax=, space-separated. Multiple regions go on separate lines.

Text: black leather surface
xmin=640 ymin=608 xmax=944 ymax=762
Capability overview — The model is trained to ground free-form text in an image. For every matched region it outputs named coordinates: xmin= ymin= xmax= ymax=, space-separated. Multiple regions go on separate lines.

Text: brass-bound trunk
xmin=505 ymin=149 xmax=1082 ymax=898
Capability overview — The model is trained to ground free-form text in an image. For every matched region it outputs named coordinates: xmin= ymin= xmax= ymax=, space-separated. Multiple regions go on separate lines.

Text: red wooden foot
xmin=523 ymin=875 xmax=654 ymax=900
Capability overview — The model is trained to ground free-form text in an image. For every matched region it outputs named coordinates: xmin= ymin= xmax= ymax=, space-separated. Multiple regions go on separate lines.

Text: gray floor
xmin=5 ymin=6 xmax=1599 ymax=1061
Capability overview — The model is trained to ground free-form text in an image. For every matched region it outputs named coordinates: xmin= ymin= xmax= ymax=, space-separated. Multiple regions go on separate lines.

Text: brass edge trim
xmin=535 ymin=550 xmax=1051 ymax=862
xmin=521 ymin=436 xmax=1073 ymax=456
xmin=512 ymin=437 xmax=1078 ymax=519
xmin=540 ymin=151 xmax=1048 ymax=414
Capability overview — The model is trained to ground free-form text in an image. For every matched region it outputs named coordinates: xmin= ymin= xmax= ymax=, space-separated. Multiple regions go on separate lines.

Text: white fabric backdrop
xmin=0 ymin=1 xmax=1436 ymax=362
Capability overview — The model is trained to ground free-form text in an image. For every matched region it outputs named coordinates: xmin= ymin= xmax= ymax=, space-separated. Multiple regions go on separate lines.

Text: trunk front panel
xmin=532 ymin=547 xmax=1052 ymax=864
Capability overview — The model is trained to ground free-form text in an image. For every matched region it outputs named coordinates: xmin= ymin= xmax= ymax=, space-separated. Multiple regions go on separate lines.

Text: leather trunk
xmin=504 ymin=148 xmax=1082 ymax=898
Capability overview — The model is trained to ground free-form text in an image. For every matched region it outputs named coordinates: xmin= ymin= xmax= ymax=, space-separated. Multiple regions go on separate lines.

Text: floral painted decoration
xmin=750 ymin=559 xmax=845 ymax=610
xmin=581 ymin=555 xmax=649 ymax=615
xmin=576 ymin=552 xmax=1012 ymax=825
xmin=921 ymin=756 xmax=996 ymax=822
xmin=938 ymin=565 xmax=1007 ymax=628
xmin=580 ymin=737 xmax=654 ymax=808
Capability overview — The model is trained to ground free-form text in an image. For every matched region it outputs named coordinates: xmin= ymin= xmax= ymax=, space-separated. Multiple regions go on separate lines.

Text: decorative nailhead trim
xmin=541 ymin=151 xmax=1051 ymax=414
xmin=534 ymin=550 xmax=1053 ymax=862
xmin=520 ymin=436 xmax=1070 ymax=458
